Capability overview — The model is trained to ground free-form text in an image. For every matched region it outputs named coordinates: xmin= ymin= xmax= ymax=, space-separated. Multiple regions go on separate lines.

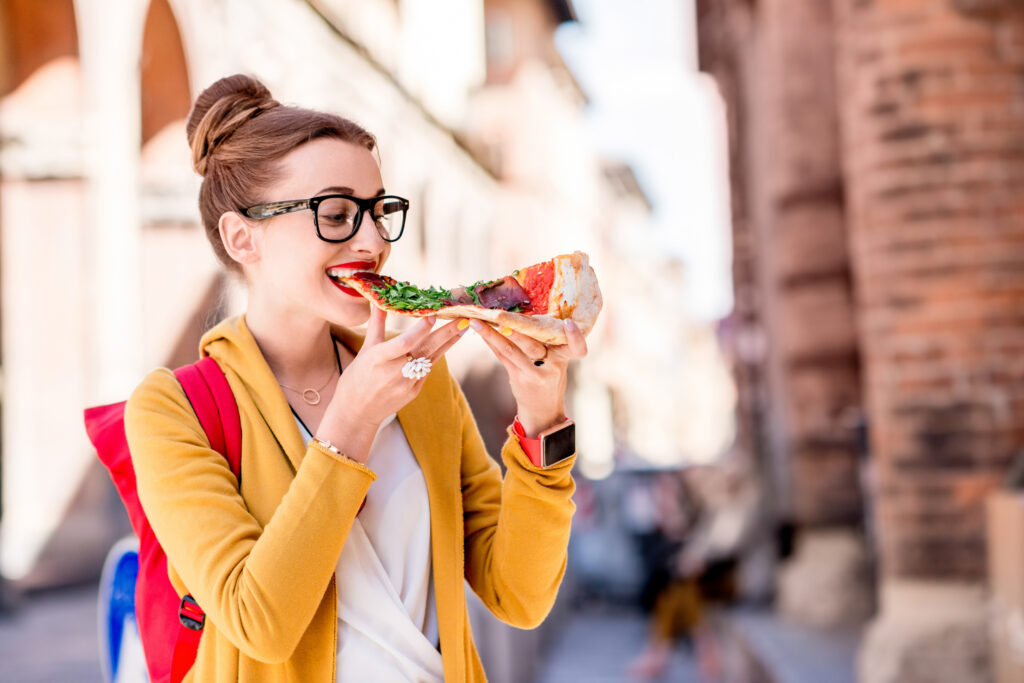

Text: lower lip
xmin=329 ymin=277 xmax=364 ymax=298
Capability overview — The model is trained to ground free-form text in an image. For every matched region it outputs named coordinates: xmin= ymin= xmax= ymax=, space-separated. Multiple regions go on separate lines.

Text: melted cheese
xmin=550 ymin=255 xmax=579 ymax=317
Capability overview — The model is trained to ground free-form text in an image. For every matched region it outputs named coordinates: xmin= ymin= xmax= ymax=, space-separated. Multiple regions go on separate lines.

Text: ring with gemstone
xmin=402 ymin=354 xmax=433 ymax=380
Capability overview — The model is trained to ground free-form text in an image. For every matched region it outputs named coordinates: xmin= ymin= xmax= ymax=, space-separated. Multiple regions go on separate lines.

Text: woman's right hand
xmin=317 ymin=306 xmax=468 ymax=456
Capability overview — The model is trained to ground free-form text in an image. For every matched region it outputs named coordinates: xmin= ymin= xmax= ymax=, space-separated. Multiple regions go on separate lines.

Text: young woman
xmin=124 ymin=74 xmax=585 ymax=681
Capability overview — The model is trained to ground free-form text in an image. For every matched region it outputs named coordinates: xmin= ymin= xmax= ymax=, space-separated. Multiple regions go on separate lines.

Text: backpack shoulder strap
xmin=168 ymin=357 xmax=241 ymax=683
xmin=173 ymin=357 xmax=242 ymax=482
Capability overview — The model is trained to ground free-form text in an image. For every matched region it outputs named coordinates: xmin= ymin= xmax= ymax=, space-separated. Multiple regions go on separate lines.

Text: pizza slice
xmin=335 ymin=251 xmax=602 ymax=345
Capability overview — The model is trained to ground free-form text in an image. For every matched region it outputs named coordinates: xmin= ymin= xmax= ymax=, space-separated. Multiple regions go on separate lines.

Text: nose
xmin=347 ymin=210 xmax=388 ymax=256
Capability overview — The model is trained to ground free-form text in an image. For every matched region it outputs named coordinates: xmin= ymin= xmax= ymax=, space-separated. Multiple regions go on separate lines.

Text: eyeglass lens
xmin=316 ymin=196 xmax=406 ymax=242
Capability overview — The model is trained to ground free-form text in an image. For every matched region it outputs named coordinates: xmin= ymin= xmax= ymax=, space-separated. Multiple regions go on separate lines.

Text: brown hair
xmin=185 ymin=74 xmax=378 ymax=273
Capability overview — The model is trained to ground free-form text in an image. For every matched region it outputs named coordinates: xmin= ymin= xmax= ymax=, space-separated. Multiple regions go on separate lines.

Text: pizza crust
xmin=341 ymin=251 xmax=602 ymax=345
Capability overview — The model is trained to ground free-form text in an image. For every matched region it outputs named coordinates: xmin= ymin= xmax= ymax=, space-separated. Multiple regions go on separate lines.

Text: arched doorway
xmin=138 ymin=0 xmax=228 ymax=369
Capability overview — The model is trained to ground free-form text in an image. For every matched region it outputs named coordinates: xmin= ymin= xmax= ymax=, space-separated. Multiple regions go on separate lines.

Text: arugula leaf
xmin=370 ymin=281 xmax=453 ymax=311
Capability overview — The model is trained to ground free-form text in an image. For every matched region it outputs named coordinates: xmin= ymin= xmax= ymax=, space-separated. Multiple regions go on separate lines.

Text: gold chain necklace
xmin=278 ymin=339 xmax=343 ymax=406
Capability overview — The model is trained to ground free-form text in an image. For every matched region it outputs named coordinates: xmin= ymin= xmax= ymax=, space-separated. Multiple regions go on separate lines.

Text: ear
xmin=218 ymin=211 xmax=261 ymax=267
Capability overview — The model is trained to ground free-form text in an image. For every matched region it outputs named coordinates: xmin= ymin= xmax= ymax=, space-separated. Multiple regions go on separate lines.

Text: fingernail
xmin=499 ymin=326 xmax=513 ymax=336
xmin=564 ymin=319 xmax=577 ymax=332
xmin=457 ymin=319 xmax=470 ymax=331
xmin=469 ymin=319 xmax=482 ymax=331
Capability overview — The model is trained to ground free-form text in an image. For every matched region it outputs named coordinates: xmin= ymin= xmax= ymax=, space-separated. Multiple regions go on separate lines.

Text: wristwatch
xmin=538 ymin=419 xmax=576 ymax=468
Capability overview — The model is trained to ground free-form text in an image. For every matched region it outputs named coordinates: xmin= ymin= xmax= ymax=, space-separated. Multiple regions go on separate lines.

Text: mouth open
xmin=326 ymin=268 xmax=373 ymax=298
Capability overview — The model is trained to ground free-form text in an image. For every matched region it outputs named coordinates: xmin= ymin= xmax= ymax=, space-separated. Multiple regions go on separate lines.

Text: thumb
xmin=363 ymin=304 xmax=387 ymax=349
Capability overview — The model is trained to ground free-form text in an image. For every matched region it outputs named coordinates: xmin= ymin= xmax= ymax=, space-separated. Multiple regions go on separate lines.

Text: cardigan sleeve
xmin=454 ymin=373 xmax=577 ymax=629
xmin=124 ymin=368 xmax=376 ymax=663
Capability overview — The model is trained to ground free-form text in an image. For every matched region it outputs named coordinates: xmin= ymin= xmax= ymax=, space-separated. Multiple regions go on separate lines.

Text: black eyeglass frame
xmin=242 ymin=193 xmax=410 ymax=243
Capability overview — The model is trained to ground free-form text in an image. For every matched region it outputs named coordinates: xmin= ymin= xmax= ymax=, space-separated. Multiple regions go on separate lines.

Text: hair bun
xmin=186 ymin=74 xmax=280 ymax=176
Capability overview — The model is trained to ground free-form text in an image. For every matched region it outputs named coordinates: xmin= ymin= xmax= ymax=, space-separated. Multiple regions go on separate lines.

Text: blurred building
xmin=697 ymin=0 xmax=1024 ymax=681
xmin=0 ymin=0 xmax=507 ymax=589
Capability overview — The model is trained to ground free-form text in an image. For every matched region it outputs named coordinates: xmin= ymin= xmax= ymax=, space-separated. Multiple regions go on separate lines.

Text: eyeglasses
xmin=243 ymin=193 xmax=410 ymax=243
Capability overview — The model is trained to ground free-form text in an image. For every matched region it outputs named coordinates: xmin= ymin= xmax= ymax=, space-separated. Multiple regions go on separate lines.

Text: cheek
xmin=263 ymin=221 xmax=319 ymax=274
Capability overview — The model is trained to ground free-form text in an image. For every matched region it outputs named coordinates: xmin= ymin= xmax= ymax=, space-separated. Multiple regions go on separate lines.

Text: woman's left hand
xmin=469 ymin=318 xmax=588 ymax=437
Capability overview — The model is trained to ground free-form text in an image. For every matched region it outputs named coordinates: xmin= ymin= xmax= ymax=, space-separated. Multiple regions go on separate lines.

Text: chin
xmin=325 ymin=300 xmax=371 ymax=328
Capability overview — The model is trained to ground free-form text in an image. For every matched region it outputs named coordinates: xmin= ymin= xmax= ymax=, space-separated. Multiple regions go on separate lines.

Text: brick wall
xmin=697 ymin=0 xmax=767 ymax=484
xmin=834 ymin=0 xmax=1024 ymax=579
xmin=698 ymin=0 xmax=864 ymax=529
xmin=767 ymin=0 xmax=862 ymax=526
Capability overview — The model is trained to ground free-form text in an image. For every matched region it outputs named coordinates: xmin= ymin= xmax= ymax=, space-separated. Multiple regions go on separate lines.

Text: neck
xmin=245 ymin=303 xmax=340 ymax=389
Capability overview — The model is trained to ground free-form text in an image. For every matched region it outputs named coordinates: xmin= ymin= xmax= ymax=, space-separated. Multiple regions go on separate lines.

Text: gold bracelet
xmin=313 ymin=438 xmax=377 ymax=479
xmin=314 ymin=437 xmax=351 ymax=461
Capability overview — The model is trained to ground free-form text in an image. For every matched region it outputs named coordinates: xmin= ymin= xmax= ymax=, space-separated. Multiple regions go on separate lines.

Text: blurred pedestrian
xmin=629 ymin=464 xmax=755 ymax=682
xmin=123 ymin=74 xmax=585 ymax=681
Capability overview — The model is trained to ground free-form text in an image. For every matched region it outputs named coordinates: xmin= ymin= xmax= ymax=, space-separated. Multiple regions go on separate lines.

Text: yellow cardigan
xmin=124 ymin=315 xmax=577 ymax=682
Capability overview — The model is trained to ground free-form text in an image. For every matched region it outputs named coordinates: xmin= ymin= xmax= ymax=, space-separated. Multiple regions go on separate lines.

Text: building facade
xmin=697 ymin=0 xmax=1024 ymax=680
xmin=0 ymin=0 xmax=534 ymax=587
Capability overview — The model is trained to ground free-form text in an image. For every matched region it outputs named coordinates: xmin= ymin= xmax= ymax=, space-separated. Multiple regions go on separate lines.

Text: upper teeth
xmin=327 ymin=268 xmax=372 ymax=279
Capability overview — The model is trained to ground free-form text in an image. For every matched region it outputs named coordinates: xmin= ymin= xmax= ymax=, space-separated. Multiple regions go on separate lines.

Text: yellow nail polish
xmin=457 ymin=319 xmax=470 ymax=331
xmin=499 ymin=326 xmax=513 ymax=336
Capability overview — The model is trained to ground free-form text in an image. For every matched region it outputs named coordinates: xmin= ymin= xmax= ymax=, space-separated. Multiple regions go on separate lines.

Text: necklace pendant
xmin=302 ymin=388 xmax=321 ymax=405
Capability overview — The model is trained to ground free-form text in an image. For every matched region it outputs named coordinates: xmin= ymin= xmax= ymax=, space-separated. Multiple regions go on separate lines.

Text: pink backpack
xmin=84 ymin=357 xmax=241 ymax=683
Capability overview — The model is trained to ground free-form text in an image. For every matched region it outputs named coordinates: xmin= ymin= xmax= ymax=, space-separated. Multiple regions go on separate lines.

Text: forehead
xmin=273 ymin=137 xmax=383 ymax=198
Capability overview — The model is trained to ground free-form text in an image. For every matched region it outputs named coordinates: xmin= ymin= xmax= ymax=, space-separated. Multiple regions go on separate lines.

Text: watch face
xmin=542 ymin=422 xmax=576 ymax=467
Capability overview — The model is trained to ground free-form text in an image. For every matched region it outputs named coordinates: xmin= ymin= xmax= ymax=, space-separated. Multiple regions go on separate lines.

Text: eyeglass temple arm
xmin=244 ymin=200 xmax=309 ymax=220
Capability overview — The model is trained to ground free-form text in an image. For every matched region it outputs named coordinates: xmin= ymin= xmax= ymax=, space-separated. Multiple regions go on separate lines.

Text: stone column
xmin=76 ymin=0 xmax=149 ymax=402
xmin=834 ymin=1 xmax=1024 ymax=680
xmin=0 ymin=0 xmax=150 ymax=585
xmin=697 ymin=0 xmax=871 ymax=623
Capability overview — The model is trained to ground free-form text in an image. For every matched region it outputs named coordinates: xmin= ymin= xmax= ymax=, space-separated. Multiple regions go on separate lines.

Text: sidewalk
xmin=0 ymin=583 xmax=103 ymax=683
xmin=721 ymin=607 xmax=861 ymax=683
xmin=536 ymin=606 xmax=701 ymax=682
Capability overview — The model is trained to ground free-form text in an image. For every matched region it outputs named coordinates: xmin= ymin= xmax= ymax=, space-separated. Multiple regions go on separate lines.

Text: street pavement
xmin=537 ymin=607 xmax=701 ymax=682
xmin=0 ymin=584 xmax=103 ymax=683
xmin=0 ymin=584 xmax=700 ymax=683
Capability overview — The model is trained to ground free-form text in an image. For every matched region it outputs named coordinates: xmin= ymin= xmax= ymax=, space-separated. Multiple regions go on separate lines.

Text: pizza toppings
xmin=364 ymin=275 xmax=453 ymax=312
xmin=345 ymin=272 xmax=530 ymax=313
xmin=461 ymin=276 xmax=531 ymax=310
xmin=517 ymin=261 xmax=555 ymax=315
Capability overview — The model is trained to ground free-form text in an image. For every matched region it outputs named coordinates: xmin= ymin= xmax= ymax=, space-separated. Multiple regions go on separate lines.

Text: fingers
xmin=363 ymin=304 xmax=387 ymax=348
xmin=384 ymin=315 xmax=437 ymax=358
xmin=532 ymin=319 xmax=588 ymax=364
xmin=494 ymin=324 xmax=549 ymax=362
xmin=471 ymin=318 xmax=588 ymax=368
xmin=470 ymin=320 xmax=537 ymax=373
xmin=562 ymin=319 xmax=589 ymax=359
xmin=424 ymin=319 xmax=470 ymax=360
xmin=367 ymin=312 xmax=583 ymax=372
xmin=378 ymin=315 xmax=477 ymax=366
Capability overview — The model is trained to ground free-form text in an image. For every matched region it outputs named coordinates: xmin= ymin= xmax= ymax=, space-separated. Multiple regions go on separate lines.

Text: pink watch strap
xmin=513 ymin=415 xmax=570 ymax=467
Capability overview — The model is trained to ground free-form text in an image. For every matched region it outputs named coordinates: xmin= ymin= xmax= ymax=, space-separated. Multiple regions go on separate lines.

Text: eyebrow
xmin=316 ymin=186 xmax=386 ymax=197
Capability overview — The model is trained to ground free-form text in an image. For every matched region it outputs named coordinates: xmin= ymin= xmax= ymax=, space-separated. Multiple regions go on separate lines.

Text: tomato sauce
xmin=520 ymin=262 xmax=554 ymax=314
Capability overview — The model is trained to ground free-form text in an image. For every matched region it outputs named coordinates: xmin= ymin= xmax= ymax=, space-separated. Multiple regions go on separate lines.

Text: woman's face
xmin=246 ymin=137 xmax=391 ymax=328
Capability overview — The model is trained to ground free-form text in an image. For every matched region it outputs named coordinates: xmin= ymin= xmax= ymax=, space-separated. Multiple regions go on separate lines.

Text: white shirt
xmin=293 ymin=411 xmax=442 ymax=682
